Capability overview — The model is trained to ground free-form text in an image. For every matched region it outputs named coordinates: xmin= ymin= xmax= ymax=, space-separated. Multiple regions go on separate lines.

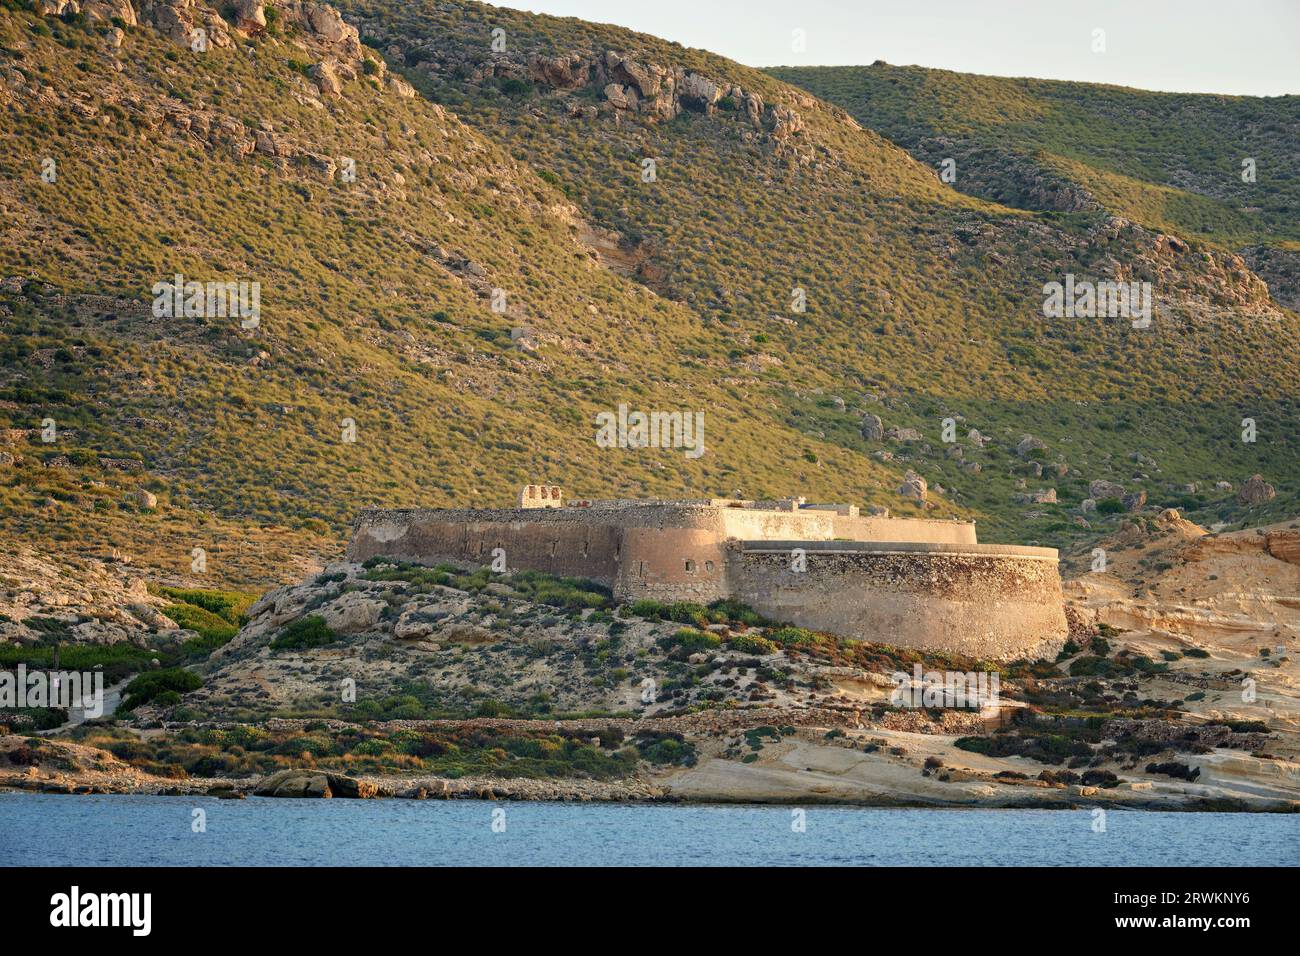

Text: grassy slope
xmin=0 ymin=1 xmax=1296 ymax=595
xmin=0 ymin=3 xmax=930 ymax=586
xmin=767 ymin=62 xmax=1300 ymax=250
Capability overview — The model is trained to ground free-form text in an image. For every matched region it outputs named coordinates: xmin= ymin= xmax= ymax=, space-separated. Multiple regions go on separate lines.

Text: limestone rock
xmin=228 ymin=0 xmax=266 ymax=35
xmin=319 ymin=593 xmax=384 ymax=634
xmin=254 ymin=768 xmax=377 ymax=798
xmin=254 ymin=129 xmax=283 ymax=156
xmin=388 ymin=75 xmax=416 ymax=98
xmin=1265 ymin=529 xmax=1300 ymax=566
xmin=311 ymin=60 xmax=343 ymax=97
xmin=142 ymin=0 xmax=233 ymax=50
xmin=860 ymin=413 xmax=883 ymax=441
xmin=133 ymin=489 xmax=158 ymax=509
xmin=680 ymin=72 xmax=722 ymax=110
xmin=898 ymin=470 xmax=927 ymax=501
xmin=296 ymin=1 xmax=359 ymax=48
xmin=1016 ymin=435 xmax=1046 ymax=457
xmin=1237 ymin=474 xmax=1276 ymax=505
xmin=603 ymin=83 xmax=634 ymax=110
xmin=1089 ymin=479 xmax=1125 ymax=500
xmin=886 ymin=426 xmax=922 ymax=442
xmin=1122 ymin=490 xmax=1147 ymax=512
xmin=528 ymin=53 xmax=590 ymax=90
xmin=81 ymin=0 xmax=138 ymax=26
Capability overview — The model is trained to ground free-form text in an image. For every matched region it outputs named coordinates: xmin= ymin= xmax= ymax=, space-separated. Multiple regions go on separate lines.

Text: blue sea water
xmin=1 ymin=793 xmax=1296 ymax=866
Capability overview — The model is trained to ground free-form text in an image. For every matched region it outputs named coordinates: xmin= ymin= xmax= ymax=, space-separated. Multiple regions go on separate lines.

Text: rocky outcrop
xmin=1265 ymin=529 xmax=1300 ymax=566
xmin=898 ymin=470 xmax=927 ymax=501
xmin=310 ymin=60 xmax=342 ymax=97
xmin=355 ymin=25 xmax=810 ymax=157
xmin=1019 ymin=488 xmax=1057 ymax=505
xmin=0 ymin=547 xmax=181 ymax=647
xmin=318 ymin=591 xmax=384 ymax=634
xmin=77 ymin=0 xmax=139 ymax=26
xmin=138 ymin=0 xmax=233 ymax=49
xmin=228 ymin=0 xmax=266 ymax=35
xmin=1016 ymin=435 xmax=1046 ymax=457
xmin=1122 ymin=490 xmax=1147 ymax=512
xmin=886 ymin=426 xmax=922 ymax=442
xmin=1089 ymin=479 xmax=1125 ymax=500
xmin=860 ymin=414 xmax=883 ymax=441
xmin=253 ymin=768 xmax=378 ymax=798
xmin=1237 ymin=474 xmax=1276 ymax=506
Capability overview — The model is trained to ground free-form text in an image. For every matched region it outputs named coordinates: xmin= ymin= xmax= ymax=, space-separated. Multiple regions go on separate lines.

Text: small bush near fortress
xmin=155 ymin=586 xmax=256 ymax=625
xmin=270 ymin=615 xmax=337 ymax=650
xmin=668 ymin=628 xmax=721 ymax=651
xmin=767 ymin=626 xmax=822 ymax=647
xmin=707 ymin=600 xmax=768 ymax=627
xmin=509 ymin=570 xmax=611 ymax=610
xmin=623 ymin=598 xmax=765 ymax=628
xmin=728 ymin=633 xmax=777 ymax=656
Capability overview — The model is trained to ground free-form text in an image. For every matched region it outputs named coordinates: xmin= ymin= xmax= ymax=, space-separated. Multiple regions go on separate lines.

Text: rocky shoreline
xmin=3 ymin=729 xmax=1295 ymax=812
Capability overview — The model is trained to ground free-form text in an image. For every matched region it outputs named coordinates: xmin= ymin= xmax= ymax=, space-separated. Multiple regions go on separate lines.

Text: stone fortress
xmin=348 ymin=487 xmax=1069 ymax=661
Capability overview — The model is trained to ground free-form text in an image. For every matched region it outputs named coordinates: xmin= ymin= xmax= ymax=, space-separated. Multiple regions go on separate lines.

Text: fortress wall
xmin=716 ymin=507 xmax=836 ymax=541
xmin=731 ymin=543 xmax=1068 ymax=662
xmin=347 ymin=509 xmax=623 ymax=584
xmin=831 ymin=515 xmax=977 ymax=545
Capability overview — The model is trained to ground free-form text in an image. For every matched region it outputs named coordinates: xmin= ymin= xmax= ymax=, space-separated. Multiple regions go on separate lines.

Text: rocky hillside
xmin=7 ymin=554 xmax=1298 ymax=811
xmin=0 ymin=0 xmax=1296 ymax=608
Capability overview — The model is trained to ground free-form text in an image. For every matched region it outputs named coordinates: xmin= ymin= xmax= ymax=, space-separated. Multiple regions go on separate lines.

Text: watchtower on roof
xmin=518 ymin=484 xmax=563 ymax=508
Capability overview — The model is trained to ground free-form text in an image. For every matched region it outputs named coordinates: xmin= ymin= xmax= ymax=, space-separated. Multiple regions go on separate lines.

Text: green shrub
xmin=768 ymin=626 xmax=821 ymax=646
xmin=727 ymin=632 xmax=777 ymax=655
xmin=635 ymin=732 xmax=696 ymax=766
xmin=669 ymin=628 xmax=721 ymax=651
xmin=156 ymin=587 xmax=257 ymax=624
xmin=120 ymin=668 xmax=202 ymax=711
xmin=270 ymin=615 xmax=337 ymax=650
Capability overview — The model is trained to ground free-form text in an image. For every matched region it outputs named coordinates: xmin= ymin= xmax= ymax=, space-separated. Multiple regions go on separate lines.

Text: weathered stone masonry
xmin=348 ymin=494 xmax=1068 ymax=661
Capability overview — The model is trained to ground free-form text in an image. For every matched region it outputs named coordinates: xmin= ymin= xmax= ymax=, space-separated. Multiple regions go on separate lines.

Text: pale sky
xmin=498 ymin=0 xmax=1300 ymax=97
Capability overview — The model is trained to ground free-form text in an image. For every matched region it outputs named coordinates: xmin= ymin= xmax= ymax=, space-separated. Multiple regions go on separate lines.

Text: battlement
xmin=518 ymin=484 xmax=564 ymax=508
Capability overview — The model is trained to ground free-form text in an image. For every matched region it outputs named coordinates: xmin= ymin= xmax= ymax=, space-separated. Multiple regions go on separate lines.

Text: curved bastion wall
xmin=732 ymin=542 xmax=1068 ymax=662
xmin=347 ymin=505 xmax=1066 ymax=661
